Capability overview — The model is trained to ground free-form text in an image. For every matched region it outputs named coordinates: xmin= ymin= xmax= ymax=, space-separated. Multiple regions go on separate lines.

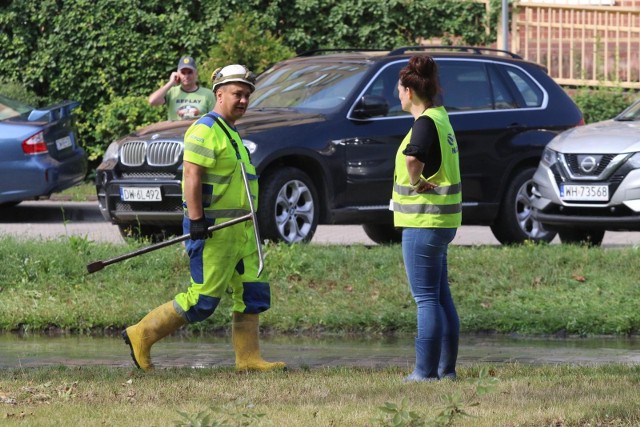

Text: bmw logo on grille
xmin=579 ymin=155 xmax=598 ymax=173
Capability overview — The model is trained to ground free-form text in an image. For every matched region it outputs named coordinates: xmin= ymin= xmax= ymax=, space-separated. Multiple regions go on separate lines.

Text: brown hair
xmin=398 ymin=55 xmax=440 ymax=104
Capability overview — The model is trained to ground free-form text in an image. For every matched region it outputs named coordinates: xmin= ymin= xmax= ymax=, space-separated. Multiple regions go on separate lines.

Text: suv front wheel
xmin=258 ymin=167 xmax=319 ymax=243
xmin=490 ymin=167 xmax=557 ymax=245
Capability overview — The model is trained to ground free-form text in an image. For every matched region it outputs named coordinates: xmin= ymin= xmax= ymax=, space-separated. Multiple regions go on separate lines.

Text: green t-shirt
xmin=164 ymin=86 xmax=215 ymax=121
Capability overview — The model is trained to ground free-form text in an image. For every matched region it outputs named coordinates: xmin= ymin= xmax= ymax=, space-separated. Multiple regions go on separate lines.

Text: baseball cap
xmin=177 ymin=56 xmax=197 ymax=72
xmin=211 ymin=64 xmax=256 ymax=93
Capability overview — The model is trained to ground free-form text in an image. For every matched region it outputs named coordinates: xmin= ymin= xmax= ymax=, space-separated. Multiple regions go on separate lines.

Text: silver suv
xmin=532 ymin=99 xmax=640 ymax=246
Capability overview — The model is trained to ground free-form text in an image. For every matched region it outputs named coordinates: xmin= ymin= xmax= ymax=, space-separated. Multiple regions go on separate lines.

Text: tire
xmin=558 ymin=229 xmax=604 ymax=247
xmin=118 ymin=224 xmax=182 ymax=242
xmin=490 ymin=167 xmax=557 ymax=245
xmin=258 ymin=167 xmax=319 ymax=244
xmin=0 ymin=201 xmax=21 ymax=208
xmin=362 ymin=223 xmax=402 ymax=244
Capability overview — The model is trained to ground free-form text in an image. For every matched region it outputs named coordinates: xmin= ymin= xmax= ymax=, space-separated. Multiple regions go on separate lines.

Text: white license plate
xmin=120 ymin=187 xmax=162 ymax=202
xmin=55 ymin=136 xmax=72 ymax=150
xmin=560 ymin=184 xmax=609 ymax=201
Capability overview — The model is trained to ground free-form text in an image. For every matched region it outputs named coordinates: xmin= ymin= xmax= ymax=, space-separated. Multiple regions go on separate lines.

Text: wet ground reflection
xmin=1 ymin=334 xmax=639 ymax=370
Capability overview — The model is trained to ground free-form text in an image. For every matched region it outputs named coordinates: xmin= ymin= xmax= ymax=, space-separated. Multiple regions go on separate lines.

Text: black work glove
xmin=189 ymin=217 xmax=211 ymax=240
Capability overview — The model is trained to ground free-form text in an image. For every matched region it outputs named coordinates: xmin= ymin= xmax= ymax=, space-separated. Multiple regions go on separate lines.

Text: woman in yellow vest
xmin=122 ymin=64 xmax=285 ymax=373
xmin=392 ymin=56 xmax=462 ymax=382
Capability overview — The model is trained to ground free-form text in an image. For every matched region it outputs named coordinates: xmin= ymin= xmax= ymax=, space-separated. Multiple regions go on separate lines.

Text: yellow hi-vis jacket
xmin=391 ymin=106 xmax=462 ymax=228
xmin=182 ymin=113 xmax=258 ymax=220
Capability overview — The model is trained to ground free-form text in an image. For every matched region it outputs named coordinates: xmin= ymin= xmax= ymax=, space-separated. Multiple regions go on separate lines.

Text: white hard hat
xmin=211 ymin=64 xmax=256 ymax=93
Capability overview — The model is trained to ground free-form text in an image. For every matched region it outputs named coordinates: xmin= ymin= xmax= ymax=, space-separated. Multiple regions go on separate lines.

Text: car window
xmin=0 ymin=94 xmax=32 ymax=121
xmin=438 ymin=61 xmax=493 ymax=112
xmin=503 ymin=67 xmax=543 ymax=107
xmin=251 ymin=62 xmax=368 ymax=112
xmin=361 ymin=62 xmax=408 ymax=117
xmin=487 ymin=65 xmax=518 ymax=109
xmin=360 ymin=59 xmax=521 ymax=117
xmin=617 ymin=100 xmax=640 ymax=121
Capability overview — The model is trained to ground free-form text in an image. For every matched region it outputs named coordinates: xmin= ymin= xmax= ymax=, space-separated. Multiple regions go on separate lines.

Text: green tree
xmin=201 ymin=13 xmax=295 ymax=80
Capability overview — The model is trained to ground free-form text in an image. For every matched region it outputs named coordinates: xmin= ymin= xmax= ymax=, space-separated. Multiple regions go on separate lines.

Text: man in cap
xmin=148 ymin=55 xmax=215 ymax=121
xmin=123 ymin=64 xmax=286 ymax=373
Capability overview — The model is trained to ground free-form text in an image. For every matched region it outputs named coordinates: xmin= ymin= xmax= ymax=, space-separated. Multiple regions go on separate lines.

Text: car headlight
xmin=102 ymin=142 xmax=120 ymax=162
xmin=541 ymin=147 xmax=558 ymax=166
xmin=243 ymin=139 xmax=257 ymax=154
xmin=627 ymin=152 xmax=640 ymax=169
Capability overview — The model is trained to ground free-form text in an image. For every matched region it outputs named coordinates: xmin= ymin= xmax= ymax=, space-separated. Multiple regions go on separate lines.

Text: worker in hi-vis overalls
xmin=122 ymin=64 xmax=286 ymax=373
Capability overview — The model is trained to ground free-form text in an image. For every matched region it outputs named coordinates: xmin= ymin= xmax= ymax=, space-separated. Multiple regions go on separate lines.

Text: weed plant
xmin=1 ymin=236 xmax=640 ymax=337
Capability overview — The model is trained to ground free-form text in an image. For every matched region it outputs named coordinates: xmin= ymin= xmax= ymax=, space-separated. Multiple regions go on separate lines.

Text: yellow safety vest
xmin=391 ymin=106 xmax=462 ymax=228
xmin=182 ymin=114 xmax=258 ymax=220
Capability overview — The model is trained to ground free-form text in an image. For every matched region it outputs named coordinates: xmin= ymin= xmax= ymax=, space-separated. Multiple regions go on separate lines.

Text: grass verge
xmin=1 ymin=236 xmax=640 ymax=336
xmin=1 ymin=364 xmax=639 ymax=426
xmin=50 ymin=183 xmax=97 ymax=202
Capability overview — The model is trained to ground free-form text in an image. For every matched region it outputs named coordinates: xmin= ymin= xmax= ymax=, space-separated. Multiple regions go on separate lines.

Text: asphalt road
xmin=2 ymin=200 xmax=640 ymax=247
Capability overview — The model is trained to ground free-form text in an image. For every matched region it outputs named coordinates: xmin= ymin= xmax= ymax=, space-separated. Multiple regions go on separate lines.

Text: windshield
xmin=0 ymin=94 xmax=33 ymax=121
xmin=250 ymin=61 xmax=368 ymax=112
xmin=616 ymin=99 xmax=640 ymax=121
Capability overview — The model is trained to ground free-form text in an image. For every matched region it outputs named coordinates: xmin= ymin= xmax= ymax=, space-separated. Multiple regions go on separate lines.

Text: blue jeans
xmin=402 ymin=227 xmax=459 ymax=341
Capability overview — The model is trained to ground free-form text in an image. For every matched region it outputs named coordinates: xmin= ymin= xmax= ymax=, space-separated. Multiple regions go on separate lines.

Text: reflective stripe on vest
xmin=184 ymin=141 xmax=215 ymax=159
xmin=393 ymin=182 xmax=462 ymax=196
xmin=390 ymin=200 xmax=461 ymax=215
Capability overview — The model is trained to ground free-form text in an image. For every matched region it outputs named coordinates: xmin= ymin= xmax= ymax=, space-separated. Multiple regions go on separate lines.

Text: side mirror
xmin=352 ymin=95 xmax=389 ymax=119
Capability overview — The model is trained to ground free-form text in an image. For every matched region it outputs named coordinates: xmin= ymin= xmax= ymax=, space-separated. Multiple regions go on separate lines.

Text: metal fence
xmin=511 ymin=2 xmax=640 ymax=88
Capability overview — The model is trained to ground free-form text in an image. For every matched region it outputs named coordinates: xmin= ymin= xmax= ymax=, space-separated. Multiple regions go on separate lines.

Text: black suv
xmin=96 ymin=46 xmax=583 ymax=244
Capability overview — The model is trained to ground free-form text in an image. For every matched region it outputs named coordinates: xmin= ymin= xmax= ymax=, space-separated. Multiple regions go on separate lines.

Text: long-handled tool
xmin=87 ymin=162 xmax=264 ymax=275
xmin=239 ymin=162 xmax=265 ymax=276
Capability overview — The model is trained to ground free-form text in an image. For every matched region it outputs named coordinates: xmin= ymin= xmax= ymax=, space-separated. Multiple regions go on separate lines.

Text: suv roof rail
xmin=297 ymin=48 xmax=388 ymax=57
xmin=388 ymin=45 xmax=522 ymax=59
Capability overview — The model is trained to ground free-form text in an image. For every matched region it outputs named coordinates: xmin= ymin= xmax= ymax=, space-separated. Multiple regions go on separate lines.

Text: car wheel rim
xmin=515 ymin=179 xmax=552 ymax=240
xmin=274 ymin=179 xmax=315 ymax=243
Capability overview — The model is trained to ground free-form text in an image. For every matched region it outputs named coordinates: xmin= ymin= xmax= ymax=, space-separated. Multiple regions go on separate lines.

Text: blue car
xmin=0 ymin=95 xmax=87 ymax=206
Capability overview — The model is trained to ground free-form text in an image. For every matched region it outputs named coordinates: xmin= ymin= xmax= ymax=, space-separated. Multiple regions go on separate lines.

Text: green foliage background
xmin=0 ymin=0 xmax=497 ymax=163
xmin=573 ymin=87 xmax=636 ymax=125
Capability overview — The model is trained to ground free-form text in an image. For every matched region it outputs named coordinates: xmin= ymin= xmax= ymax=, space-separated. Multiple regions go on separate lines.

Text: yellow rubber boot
xmin=122 ymin=301 xmax=186 ymax=371
xmin=232 ymin=312 xmax=286 ymax=372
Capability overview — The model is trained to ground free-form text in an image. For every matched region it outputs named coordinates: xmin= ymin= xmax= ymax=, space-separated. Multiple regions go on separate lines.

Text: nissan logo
xmin=580 ymin=156 xmax=597 ymax=173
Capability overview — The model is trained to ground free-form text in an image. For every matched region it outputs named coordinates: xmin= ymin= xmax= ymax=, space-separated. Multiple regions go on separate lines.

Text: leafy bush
xmin=0 ymin=0 xmax=221 ymax=163
xmin=0 ymin=80 xmax=42 ymax=106
xmin=77 ymin=96 xmax=165 ymax=162
xmin=264 ymin=0 xmax=497 ymax=52
xmin=573 ymin=87 xmax=637 ymax=124
xmin=201 ymin=13 xmax=295 ymax=79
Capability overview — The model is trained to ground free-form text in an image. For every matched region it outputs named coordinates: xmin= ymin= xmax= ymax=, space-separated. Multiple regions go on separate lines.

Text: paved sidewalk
xmin=2 ymin=200 xmax=640 ymax=247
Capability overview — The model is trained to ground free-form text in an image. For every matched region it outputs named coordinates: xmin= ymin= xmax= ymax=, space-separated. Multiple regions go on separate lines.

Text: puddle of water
xmin=1 ymin=334 xmax=639 ymax=369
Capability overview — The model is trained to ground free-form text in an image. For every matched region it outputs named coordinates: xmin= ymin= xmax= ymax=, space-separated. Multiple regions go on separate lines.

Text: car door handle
xmin=507 ymin=122 xmax=525 ymax=131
